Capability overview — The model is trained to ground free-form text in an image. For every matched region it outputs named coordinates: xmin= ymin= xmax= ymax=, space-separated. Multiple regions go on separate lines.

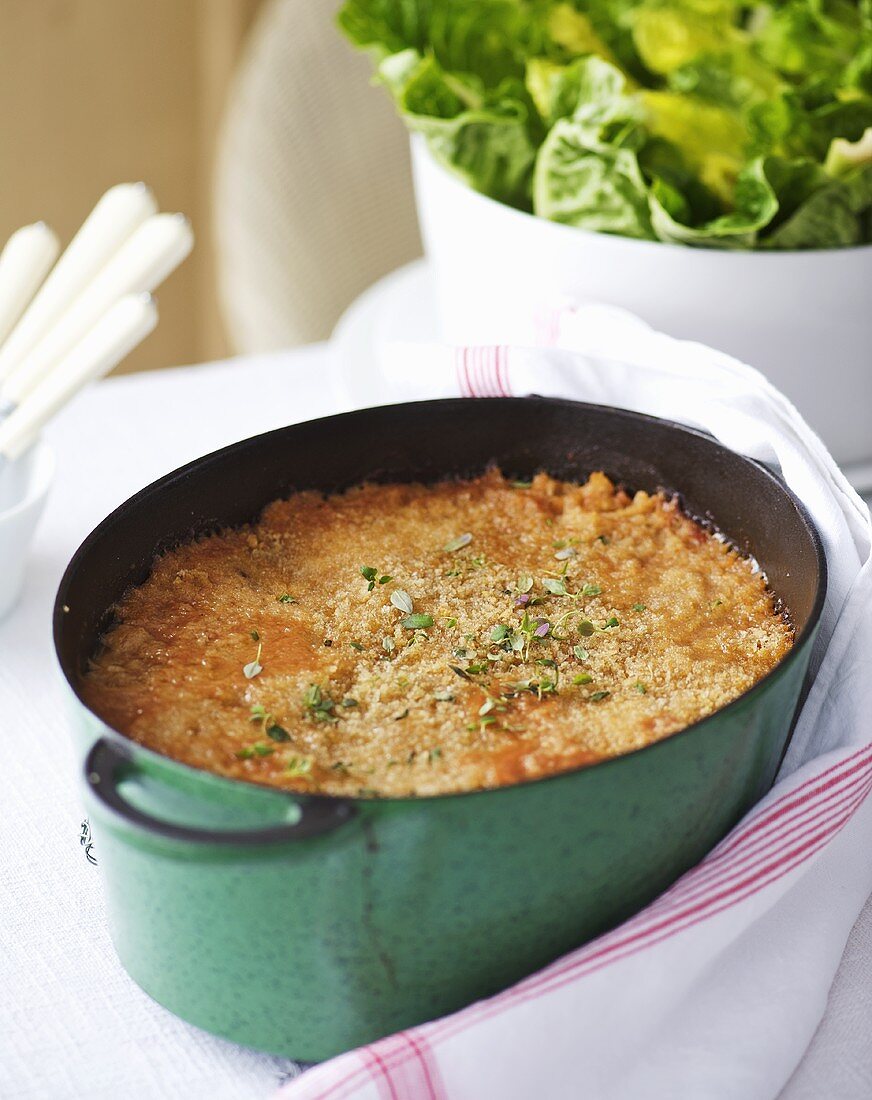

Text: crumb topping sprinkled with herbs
xmin=82 ymin=469 xmax=793 ymax=798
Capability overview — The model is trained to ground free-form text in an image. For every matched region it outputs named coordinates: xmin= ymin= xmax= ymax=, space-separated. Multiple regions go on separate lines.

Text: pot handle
xmin=84 ymin=738 xmax=357 ymax=845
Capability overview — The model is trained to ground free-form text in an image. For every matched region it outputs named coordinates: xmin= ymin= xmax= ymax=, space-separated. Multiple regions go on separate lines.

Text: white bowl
xmin=411 ymin=136 xmax=872 ymax=476
xmin=0 ymin=440 xmax=54 ymax=619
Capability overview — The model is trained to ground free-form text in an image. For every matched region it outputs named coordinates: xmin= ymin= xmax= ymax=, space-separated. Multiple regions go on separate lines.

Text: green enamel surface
xmin=79 ymin=633 xmax=813 ymax=1062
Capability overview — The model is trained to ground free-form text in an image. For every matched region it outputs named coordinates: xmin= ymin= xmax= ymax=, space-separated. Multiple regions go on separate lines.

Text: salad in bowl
xmin=339 ymin=0 xmax=872 ymax=250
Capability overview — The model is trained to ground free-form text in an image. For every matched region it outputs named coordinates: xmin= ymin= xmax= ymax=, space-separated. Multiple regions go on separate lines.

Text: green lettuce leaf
xmin=762 ymin=161 xmax=872 ymax=247
xmin=533 ymin=118 xmax=654 ymax=238
xmin=382 ymin=51 xmax=539 ymax=207
xmin=648 ymin=156 xmax=779 ymax=247
xmin=339 ymin=0 xmax=872 ymax=250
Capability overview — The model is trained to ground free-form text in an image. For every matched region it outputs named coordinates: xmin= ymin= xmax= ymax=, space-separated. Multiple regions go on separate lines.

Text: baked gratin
xmin=82 ymin=470 xmax=794 ymax=797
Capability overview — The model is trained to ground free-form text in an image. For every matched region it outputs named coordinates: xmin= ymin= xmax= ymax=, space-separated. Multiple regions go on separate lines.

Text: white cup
xmin=412 ymin=136 xmax=872 ymax=483
xmin=0 ymin=440 xmax=54 ymax=619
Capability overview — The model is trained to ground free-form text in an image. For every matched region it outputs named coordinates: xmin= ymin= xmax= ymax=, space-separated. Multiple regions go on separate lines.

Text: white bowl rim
xmin=0 ymin=439 xmax=55 ymax=525
xmin=412 ymin=134 xmax=872 ymax=261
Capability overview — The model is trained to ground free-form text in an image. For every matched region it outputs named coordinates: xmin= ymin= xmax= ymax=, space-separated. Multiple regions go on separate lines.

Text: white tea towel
xmin=280 ymin=307 xmax=872 ymax=1100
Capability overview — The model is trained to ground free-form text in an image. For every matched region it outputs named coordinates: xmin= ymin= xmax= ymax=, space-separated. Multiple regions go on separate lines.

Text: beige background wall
xmin=0 ymin=0 xmax=264 ymax=373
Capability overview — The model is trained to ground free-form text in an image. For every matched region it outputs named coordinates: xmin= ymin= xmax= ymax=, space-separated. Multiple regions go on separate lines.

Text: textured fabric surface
xmin=0 ymin=342 xmax=869 ymax=1099
xmin=213 ymin=0 xmax=422 ymax=353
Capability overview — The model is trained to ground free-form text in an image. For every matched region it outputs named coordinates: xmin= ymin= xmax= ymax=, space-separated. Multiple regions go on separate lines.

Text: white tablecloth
xmin=1 ymin=345 xmax=869 ymax=1099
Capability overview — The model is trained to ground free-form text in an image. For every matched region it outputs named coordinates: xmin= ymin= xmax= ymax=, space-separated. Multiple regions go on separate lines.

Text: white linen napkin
xmin=280 ymin=306 xmax=872 ymax=1100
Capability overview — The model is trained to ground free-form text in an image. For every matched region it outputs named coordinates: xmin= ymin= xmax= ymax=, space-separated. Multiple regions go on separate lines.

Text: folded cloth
xmin=281 ymin=307 xmax=872 ymax=1100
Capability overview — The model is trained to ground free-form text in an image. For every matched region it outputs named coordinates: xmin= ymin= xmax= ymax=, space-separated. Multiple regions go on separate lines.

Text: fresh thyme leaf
xmin=517 ymin=575 xmax=534 ymax=594
xmin=250 ymin=629 xmax=260 ymax=641
xmin=235 ymin=747 xmax=255 ymax=760
xmin=391 ymin=589 xmax=414 ymax=614
xmin=490 ymin=624 xmax=509 ymax=642
xmin=277 ymin=594 xmax=297 ymax=604
xmin=555 ymin=546 xmax=577 ymax=561
xmin=573 ymin=645 xmax=589 ymax=660
xmin=434 ymin=688 xmax=455 ymax=702
xmin=402 ymin=613 xmax=433 ymax=629
xmin=479 ymin=697 xmax=496 ymax=717
xmin=382 ymin=636 xmax=395 ymax=654
xmin=287 ymin=755 xmax=312 ymax=777
xmin=511 ymin=480 xmax=532 ymax=489
xmin=444 ymin=532 xmax=472 ymax=552
xmin=349 ymin=641 xmax=364 ymax=651
xmin=446 ymin=617 xmax=458 ymax=629
xmin=243 ymin=641 xmax=263 ymax=679
xmin=341 ymin=697 xmax=358 ymax=708
xmin=632 ymin=603 xmax=646 ymax=612
xmin=573 ymin=673 xmax=593 ymax=685
xmin=428 ymin=747 xmax=443 ymax=761
xmin=250 ymin=704 xmax=267 ymax=721
xmin=590 ymin=690 xmax=610 ymax=701
xmin=360 ymin=565 xmax=380 ymax=591
xmin=578 ymin=620 xmax=595 ymax=637
xmin=582 ymin=583 xmax=602 ymax=597
xmin=267 ymin=724 xmax=291 ymax=742
xmin=634 ymin=682 xmax=647 ymax=694
xmin=450 ymin=664 xmax=473 ymax=681
xmin=378 ymin=574 xmax=392 ymax=585
xmin=253 ymin=743 xmax=274 ymax=756
xmin=604 ymin=616 xmax=620 ymax=629
xmin=542 ymin=578 xmax=566 ymax=596
xmin=394 ymin=708 xmax=409 ymax=721
xmin=303 ymin=683 xmax=337 ymax=722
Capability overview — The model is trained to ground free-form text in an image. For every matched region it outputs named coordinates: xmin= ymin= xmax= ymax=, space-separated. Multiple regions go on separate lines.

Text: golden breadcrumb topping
xmin=82 ymin=470 xmax=793 ymax=797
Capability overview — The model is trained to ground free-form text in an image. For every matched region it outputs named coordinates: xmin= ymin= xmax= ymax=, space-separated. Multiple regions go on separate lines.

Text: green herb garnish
xmin=277 ymin=594 xmax=297 ymax=604
xmin=243 ymin=642 xmax=263 ymax=679
xmin=360 ymin=566 xmax=391 ymax=591
xmin=590 ymin=690 xmax=611 ymax=701
xmin=303 ymin=683 xmax=337 ymax=722
xmin=632 ymin=603 xmax=647 ymax=612
xmin=250 ymin=629 xmax=260 ymax=641
xmin=349 ymin=641 xmax=364 ymax=651
xmin=633 ymin=682 xmax=647 ymax=694
xmin=267 ymin=724 xmax=291 ymax=742
xmin=573 ymin=645 xmax=589 ymax=660
xmin=573 ymin=673 xmax=593 ymax=685
xmin=390 ymin=589 xmax=414 ymax=614
xmin=402 ymin=613 xmax=433 ymax=629
xmin=287 ymin=756 xmax=313 ymax=777
xmin=490 ymin=624 xmax=509 ymax=642
xmin=443 ymin=532 xmax=472 ymax=552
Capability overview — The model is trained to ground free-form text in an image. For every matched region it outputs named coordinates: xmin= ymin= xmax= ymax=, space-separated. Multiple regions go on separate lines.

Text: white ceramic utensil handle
xmin=0 ymin=184 xmax=156 ymax=384
xmin=0 ymin=294 xmax=158 ymax=461
xmin=1 ymin=213 xmax=192 ymax=406
xmin=0 ymin=223 xmax=60 ymax=347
